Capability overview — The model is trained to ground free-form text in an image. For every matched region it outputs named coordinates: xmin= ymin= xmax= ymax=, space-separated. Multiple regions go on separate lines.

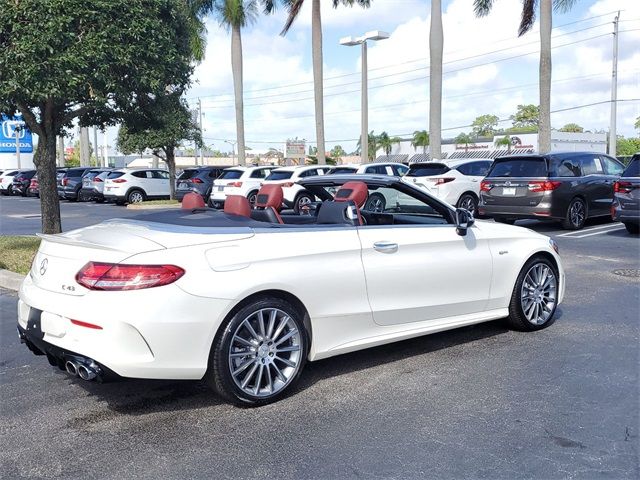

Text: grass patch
xmin=0 ymin=236 xmax=41 ymax=275
xmin=141 ymin=199 xmax=180 ymax=205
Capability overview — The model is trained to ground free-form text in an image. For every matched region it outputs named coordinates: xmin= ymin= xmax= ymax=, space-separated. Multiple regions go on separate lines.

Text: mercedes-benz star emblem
xmin=39 ymin=258 xmax=48 ymax=276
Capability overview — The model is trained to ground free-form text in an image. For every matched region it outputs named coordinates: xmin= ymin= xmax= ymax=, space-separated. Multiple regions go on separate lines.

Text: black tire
xmin=293 ymin=192 xmax=314 ymax=214
xmin=364 ymin=193 xmax=386 ymax=212
xmin=206 ymin=296 xmax=309 ymax=406
xmin=126 ymin=189 xmax=146 ymax=204
xmin=457 ymin=193 xmax=478 ymax=218
xmin=247 ymin=190 xmax=258 ymax=206
xmin=562 ymin=197 xmax=587 ymax=230
xmin=624 ymin=222 xmax=639 ymax=234
xmin=506 ymin=256 xmax=559 ymax=332
xmin=495 ymin=217 xmax=516 ymax=225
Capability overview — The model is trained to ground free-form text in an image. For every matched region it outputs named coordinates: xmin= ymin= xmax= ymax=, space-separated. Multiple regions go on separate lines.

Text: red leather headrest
xmin=255 ymin=184 xmax=284 ymax=211
xmin=334 ymin=181 xmax=368 ymax=208
xmin=224 ymin=195 xmax=251 ymax=217
xmin=181 ymin=192 xmax=206 ymax=210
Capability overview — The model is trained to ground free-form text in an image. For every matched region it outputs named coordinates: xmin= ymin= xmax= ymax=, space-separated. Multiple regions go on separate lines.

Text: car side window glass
xmin=456 ymin=163 xmax=472 ymax=176
xmin=385 ymin=166 xmax=394 ymax=175
xmin=394 ymin=165 xmax=409 ymax=176
xmin=601 ymin=156 xmax=624 ymax=176
xmin=131 ymin=171 xmax=146 ymax=179
xmin=556 ymin=158 xmax=582 ymax=177
xmin=157 ymin=171 xmax=170 ymax=179
xmin=306 ymin=169 xmax=318 ymax=177
xmin=208 ymin=170 xmax=218 ymax=178
xmin=581 ymin=156 xmax=604 ymax=175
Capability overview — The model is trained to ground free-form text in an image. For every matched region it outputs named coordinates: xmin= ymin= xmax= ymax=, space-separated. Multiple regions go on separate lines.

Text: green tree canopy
xmin=634 ymin=116 xmax=640 ymax=132
xmin=117 ymin=93 xmax=202 ymax=199
xmin=356 ymin=131 xmax=380 ymax=161
xmin=511 ymin=104 xmax=540 ymax=128
xmin=471 ymin=114 xmax=499 ymax=137
xmin=330 ymin=145 xmax=346 ymax=158
xmin=454 ymin=132 xmax=475 ymax=152
xmin=411 ymin=130 xmax=430 ymax=154
xmin=0 ymin=0 xmax=196 ymax=233
xmin=377 ymin=131 xmax=402 ymax=156
xmin=617 ymin=137 xmax=640 ymax=156
xmin=559 ymin=123 xmax=584 ymax=133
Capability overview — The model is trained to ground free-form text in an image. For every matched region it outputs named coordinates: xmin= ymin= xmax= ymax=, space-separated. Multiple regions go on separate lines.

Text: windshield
xmin=406 ymin=164 xmax=450 ymax=177
xmin=179 ymin=169 xmax=198 ymax=180
xmin=488 ymin=158 xmax=548 ymax=177
xmin=265 ymin=171 xmax=294 ymax=181
xmin=623 ymin=158 xmax=639 ymax=177
xmin=219 ymin=170 xmax=243 ymax=180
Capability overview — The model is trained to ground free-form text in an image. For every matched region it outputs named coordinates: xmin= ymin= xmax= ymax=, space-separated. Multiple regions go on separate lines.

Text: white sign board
xmin=284 ymin=140 xmax=306 ymax=159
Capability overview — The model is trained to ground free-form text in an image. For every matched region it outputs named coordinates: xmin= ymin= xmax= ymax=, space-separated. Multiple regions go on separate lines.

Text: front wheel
xmin=457 ymin=193 xmax=478 ymax=218
xmin=506 ymin=256 xmax=559 ymax=331
xmin=247 ymin=190 xmax=258 ymax=206
xmin=364 ymin=193 xmax=386 ymax=212
xmin=206 ymin=297 xmax=308 ymax=406
xmin=562 ymin=197 xmax=587 ymax=230
xmin=293 ymin=193 xmax=314 ymax=214
xmin=127 ymin=189 xmax=145 ymax=204
xmin=624 ymin=222 xmax=639 ymax=234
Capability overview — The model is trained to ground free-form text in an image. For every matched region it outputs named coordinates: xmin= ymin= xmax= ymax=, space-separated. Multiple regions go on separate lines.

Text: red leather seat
xmin=181 ymin=192 xmax=206 ymax=211
xmin=251 ymin=184 xmax=284 ymax=224
xmin=224 ymin=195 xmax=251 ymax=218
xmin=332 ymin=181 xmax=368 ymax=225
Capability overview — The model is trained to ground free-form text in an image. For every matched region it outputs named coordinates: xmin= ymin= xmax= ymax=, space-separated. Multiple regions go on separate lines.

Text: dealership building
xmin=376 ymin=131 xmax=608 ymax=163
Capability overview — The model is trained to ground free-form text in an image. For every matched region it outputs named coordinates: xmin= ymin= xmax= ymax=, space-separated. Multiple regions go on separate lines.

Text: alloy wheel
xmin=297 ymin=195 xmax=312 ymax=211
xmin=459 ymin=195 xmax=476 ymax=217
xmin=129 ymin=191 xmax=144 ymax=204
xmin=569 ymin=200 xmax=585 ymax=228
xmin=228 ymin=308 xmax=302 ymax=398
xmin=520 ymin=263 xmax=557 ymax=326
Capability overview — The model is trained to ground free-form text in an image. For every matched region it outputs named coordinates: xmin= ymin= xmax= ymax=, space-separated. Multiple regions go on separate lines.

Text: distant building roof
xmin=374 ymin=154 xmax=409 ymax=163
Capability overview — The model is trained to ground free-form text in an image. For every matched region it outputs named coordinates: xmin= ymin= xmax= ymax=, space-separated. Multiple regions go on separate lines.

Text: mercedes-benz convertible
xmin=17 ymin=175 xmax=564 ymax=405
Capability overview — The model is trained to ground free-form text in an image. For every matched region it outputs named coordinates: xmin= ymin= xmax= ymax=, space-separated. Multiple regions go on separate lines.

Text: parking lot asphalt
xmin=0 ymin=195 xmax=639 ymax=479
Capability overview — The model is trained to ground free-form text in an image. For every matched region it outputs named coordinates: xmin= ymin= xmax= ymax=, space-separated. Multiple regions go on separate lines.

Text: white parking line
xmin=556 ymin=223 xmax=622 ymax=237
xmin=558 ymin=225 xmax=625 ymax=239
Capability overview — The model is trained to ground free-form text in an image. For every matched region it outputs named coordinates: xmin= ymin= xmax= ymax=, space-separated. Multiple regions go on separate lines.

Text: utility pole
xmin=57 ymin=136 xmax=65 ymax=167
xmin=93 ymin=127 xmax=99 ymax=166
xmin=102 ymin=129 xmax=109 ymax=167
xmin=80 ymin=127 xmax=90 ymax=166
xmin=608 ymin=12 xmax=619 ymax=157
xmin=198 ymin=98 xmax=204 ymax=166
xmin=361 ymin=40 xmax=368 ymax=163
xmin=15 ymin=126 xmax=21 ymax=169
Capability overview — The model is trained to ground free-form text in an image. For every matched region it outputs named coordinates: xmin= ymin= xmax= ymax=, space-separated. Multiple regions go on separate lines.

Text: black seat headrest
xmin=315 ymin=200 xmax=360 ymax=226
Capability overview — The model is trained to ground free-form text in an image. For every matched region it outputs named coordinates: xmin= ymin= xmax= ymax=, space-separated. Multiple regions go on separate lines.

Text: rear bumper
xmin=176 ymin=188 xmax=207 ymax=201
xmin=478 ymin=203 xmax=562 ymax=220
xmin=80 ymin=187 xmax=103 ymax=200
xmin=613 ymin=205 xmax=640 ymax=224
xmin=17 ymin=274 xmax=231 ymax=380
xmin=103 ymin=194 xmax=126 ymax=202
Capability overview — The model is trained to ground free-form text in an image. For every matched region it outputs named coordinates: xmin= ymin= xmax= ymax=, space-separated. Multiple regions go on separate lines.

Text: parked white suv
xmin=401 ymin=159 xmax=493 ymax=217
xmin=103 ymin=168 xmax=171 ymax=205
xmin=0 ymin=169 xmax=21 ymax=195
xmin=208 ymin=165 xmax=277 ymax=208
xmin=328 ymin=162 xmax=409 ymax=177
xmin=263 ymin=165 xmax=332 ymax=212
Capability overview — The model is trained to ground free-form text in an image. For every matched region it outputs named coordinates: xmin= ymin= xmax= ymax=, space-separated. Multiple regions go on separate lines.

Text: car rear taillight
xmin=30 ymin=179 xmax=38 ymax=187
xmin=528 ymin=181 xmax=561 ymax=192
xmin=94 ymin=177 xmax=103 ymax=183
xmin=614 ymin=181 xmax=633 ymax=194
xmin=228 ymin=181 xmax=243 ymax=188
xmin=190 ymin=178 xmax=204 ymax=184
xmin=76 ymin=262 xmax=185 ymax=291
xmin=427 ymin=177 xmax=455 ymax=185
xmin=480 ymin=181 xmax=492 ymax=192
xmin=112 ymin=178 xmax=127 ymax=183
xmin=62 ymin=178 xmax=68 ymax=186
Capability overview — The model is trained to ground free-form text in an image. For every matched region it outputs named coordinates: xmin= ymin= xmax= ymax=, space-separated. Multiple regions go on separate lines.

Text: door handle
xmin=373 ymin=241 xmax=398 ymax=253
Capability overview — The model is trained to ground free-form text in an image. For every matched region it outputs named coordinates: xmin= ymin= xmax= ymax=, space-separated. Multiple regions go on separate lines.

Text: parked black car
xmin=57 ymin=167 xmax=93 ymax=201
xmin=11 ymin=170 xmax=37 ymax=196
xmin=175 ymin=166 xmax=230 ymax=201
xmin=612 ymin=153 xmax=639 ymax=234
xmin=79 ymin=168 xmax=112 ymax=201
xmin=479 ymin=152 xmax=625 ymax=230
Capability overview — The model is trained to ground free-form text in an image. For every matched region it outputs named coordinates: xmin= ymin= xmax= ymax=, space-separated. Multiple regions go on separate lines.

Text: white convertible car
xmin=17 ymin=175 xmax=564 ymax=405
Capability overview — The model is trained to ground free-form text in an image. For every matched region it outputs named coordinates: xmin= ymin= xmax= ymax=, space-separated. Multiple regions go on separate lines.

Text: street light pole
xmin=225 ymin=140 xmax=237 ymax=166
xmin=198 ymin=98 xmax=204 ymax=166
xmin=609 ymin=11 xmax=619 ymax=157
xmin=15 ymin=126 xmax=21 ymax=169
xmin=340 ymin=31 xmax=389 ymax=164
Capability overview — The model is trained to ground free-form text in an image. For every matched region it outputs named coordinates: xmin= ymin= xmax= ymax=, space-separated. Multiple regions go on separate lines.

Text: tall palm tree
xmin=356 ymin=130 xmax=378 ymax=161
xmin=411 ymin=129 xmax=430 ymax=154
xmin=455 ymin=132 xmax=474 ymax=153
xmin=203 ymin=0 xmax=257 ymax=166
xmin=429 ymin=0 xmax=443 ymax=160
xmin=494 ymin=135 xmax=512 ymax=153
xmin=377 ymin=131 xmax=401 ymax=156
xmin=266 ymin=0 xmax=371 ymax=165
xmin=473 ymin=0 xmax=576 ymax=154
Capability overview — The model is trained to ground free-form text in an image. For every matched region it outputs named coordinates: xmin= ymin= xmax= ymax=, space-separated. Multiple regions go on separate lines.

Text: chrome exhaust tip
xmin=65 ymin=361 xmax=78 ymax=376
xmin=77 ymin=365 xmax=97 ymax=381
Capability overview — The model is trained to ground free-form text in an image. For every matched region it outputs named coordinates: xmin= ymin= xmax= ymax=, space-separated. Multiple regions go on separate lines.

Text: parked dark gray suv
xmin=612 ymin=153 xmax=639 ymax=234
xmin=479 ymin=152 xmax=625 ymax=230
xmin=57 ymin=167 xmax=93 ymax=201
xmin=175 ymin=166 xmax=230 ymax=201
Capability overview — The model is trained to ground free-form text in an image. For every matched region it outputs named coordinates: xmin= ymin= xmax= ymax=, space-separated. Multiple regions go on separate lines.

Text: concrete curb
xmin=126 ymin=203 xmax=181 ymax=210
xmin=0 ymin=269 xmax=25 ymax=292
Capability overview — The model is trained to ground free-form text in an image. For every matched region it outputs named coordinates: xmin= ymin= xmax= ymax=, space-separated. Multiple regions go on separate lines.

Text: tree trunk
xmin=166 ymin=147 xmax=176 ymax=200
xmin=311 ymin=0 xmax=326 ymax=165
xmin=36 ymin=132 xmax=62 ymax=234
xmin=231 ymin=24 xmax=246 ymax=166
xmin=538 ymin=0 xmax=552 ymax=153
xmin=429 ymin=0 xmax=443 ymax=160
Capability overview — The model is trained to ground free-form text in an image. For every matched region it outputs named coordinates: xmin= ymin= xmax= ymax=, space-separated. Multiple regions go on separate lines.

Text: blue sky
xmin=183 ymin=0 xmax=640 ymax=154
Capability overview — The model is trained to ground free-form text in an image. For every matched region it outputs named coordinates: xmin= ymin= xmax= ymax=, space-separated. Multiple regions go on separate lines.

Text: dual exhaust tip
xmin=65 ymin=358 xmax=100 ymax=381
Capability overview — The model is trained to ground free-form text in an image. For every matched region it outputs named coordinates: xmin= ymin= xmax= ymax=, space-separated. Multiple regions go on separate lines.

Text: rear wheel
xmin=562 ymin=197 xmax=587 ymax=230
xmin=457 ymin=193 xmax=478 ymax=217
xmin=247 ymin=190 xmax=258 ymax=206
xmin=127 ymin=189 xmax=145 ymax=204
xmin=206 ymin=297 xmax=308 ymax=406
xmin=294 ymin=193 xmax=314 ymax=214
xmin=624 ymin=222 xmax=639 ymax=234
xmin=364 ymin=193 xmax=386 ymax=212
xmin=506 ymin=256 xmax=559 ymax=331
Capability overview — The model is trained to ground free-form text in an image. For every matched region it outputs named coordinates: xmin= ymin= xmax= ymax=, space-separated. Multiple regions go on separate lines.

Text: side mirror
xmin=455 ymin=208 xmax=475 ymax=236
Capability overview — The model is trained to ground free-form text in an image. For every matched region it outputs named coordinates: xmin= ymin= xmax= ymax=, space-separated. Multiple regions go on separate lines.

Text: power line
xmin=188 ymin=11 xmax=622 ymax=101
